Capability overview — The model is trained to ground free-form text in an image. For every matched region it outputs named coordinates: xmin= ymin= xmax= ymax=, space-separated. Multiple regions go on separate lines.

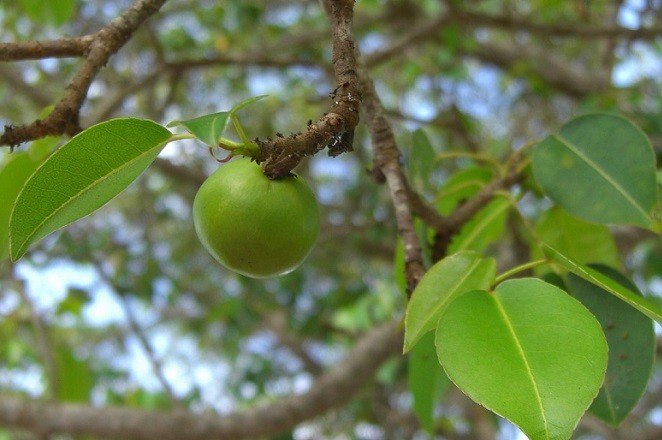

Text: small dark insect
xmin=276 ymin=132 xmax=284 ymax=138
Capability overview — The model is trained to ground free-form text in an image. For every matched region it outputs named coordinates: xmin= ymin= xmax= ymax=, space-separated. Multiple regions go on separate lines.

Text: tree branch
xmin=0 ymin=36 xmax=94 ymax=61
xmin=256 ymin=0 xmax=361 ymax=178
xmin=432 ymin=152 xmax=526 ymax=260
xmin=357 ymin=57 xmax=426 ymax=294
xmin=0 ymin=320 xmax=402 ymax=440
xmin=0 ymin=0 xmax=168 ymax=148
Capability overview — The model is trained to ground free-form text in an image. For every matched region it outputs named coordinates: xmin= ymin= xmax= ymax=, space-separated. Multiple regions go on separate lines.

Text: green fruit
xmin=193 ymin=158 xmax=320 ymax=278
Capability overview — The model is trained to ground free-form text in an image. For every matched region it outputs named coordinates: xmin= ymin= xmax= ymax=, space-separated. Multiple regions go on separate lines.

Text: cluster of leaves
xmin=403 ymin=113 xmax=660 ymax=438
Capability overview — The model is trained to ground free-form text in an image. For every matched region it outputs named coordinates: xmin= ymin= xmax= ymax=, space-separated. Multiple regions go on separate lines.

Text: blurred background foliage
xmin=0 ymin=0 xmax=661 ymax=438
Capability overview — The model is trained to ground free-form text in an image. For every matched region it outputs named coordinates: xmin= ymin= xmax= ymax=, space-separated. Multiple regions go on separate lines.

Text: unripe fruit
xmin=193 ymin=158 xmax=320 ymax=278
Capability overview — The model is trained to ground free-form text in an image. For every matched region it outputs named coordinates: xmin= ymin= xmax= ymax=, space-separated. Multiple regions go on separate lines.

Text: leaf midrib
xmin=494 ymin=297 xmax=549 ymax=439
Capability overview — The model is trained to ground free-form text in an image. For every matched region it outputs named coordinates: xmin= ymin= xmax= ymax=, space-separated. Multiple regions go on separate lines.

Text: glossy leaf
xmin=567 ymin=265 xmax=655 ymax=426
xmin=0 ymin=153 xmax=41 ymax=261
xmin=448 ymin=196 xmax=510 ymax=253
xmin=436 ymin=279 xmax=608 ymax=440
xmin=9 ymin=118 xmax=173 ymax=260
xmin=408 ymin=332 xmax=450 ymax=433
xmin=532 ymin=113 xmax=657 ymax=227
xmin=404 ymin=251 xmax=496 ymax=352
xmin=544 ymin=245 xmax=662 ymax=324
xmin=168 ymin=95 xmax=267 ymax=146
xmin=532 ymin=207 xmax=620 ymax=269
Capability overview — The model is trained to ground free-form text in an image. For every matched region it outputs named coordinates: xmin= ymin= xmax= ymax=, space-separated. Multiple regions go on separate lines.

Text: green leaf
xmin=436 ymin=279 xmax=608 ymax=440
xmin=436 ymin=167 xmax=494 ymax=215
xmin=567 ymin=265 xmax=655 ymax=426
xmin=532 ymin=207 xmax=621 ymax=269
xmin=404 ymin=251 xmax=496 ymax=352
xmin=408 ymin=331 xmax=450 ymax=433
xmin=0 ymin=153 xmax=42 ymax=261
xmin=168 ymin=111 xmax=231 ymax=146
xmin=168 ymin=95 xmax=267 ymax=146
xmin=448 ymin=196 xmax=510 ymax=253
xmin=408 ymin=129 xmax=436 ymax=191
xmin=543 ymin=245 xmax=662 ymax=324
xmin=532 ymin=113 xmax=657 ymax=227
xmin=9 ymin=118 xmax=173 ymax=260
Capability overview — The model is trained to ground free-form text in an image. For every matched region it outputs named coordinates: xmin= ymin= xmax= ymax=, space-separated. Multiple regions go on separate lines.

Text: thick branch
xmin=0 ymin=320 xmax=402 ymax=440
xmin=0 ymin=0 xmax=168 ymax=148
xmin=0 ymin=36 xmax=94 ymax=61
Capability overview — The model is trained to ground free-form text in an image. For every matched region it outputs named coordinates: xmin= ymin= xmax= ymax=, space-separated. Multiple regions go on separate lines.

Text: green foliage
xmin=567 ymin=266 xmax=655 ymax=426
xmin=168 ymin=95 xmax=267 ymax=158
xmin=0 ymin=152 xmax=42 ymax=261
xmin=2 ymin=2 xmax=662 ymax=439
xmin=532 ymin=114 xmax=658 ymax=228
xmin=407 ymin=129 xmax=437 ymax=192
xmin=532 ymin=207 xmax=621 ymax=269
xmin=436 ymin=167 xmax=494 ymax=215
xmin=8 ymin=119 xmax=173 ymax=260
xmin=436 ymin=279 xmax=608 ymax=440
xmin=448 ymin=196 xmax=510 ymax=253
xmin=407 ymin=332 xmax=450 ymax=433
xmin=544 ymin=245 xmax=662 ymax=324
xmin=404 ymin=251 xmax=496 ymax=352
xmin=4 ymin=104 xmax=660 ymax=440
